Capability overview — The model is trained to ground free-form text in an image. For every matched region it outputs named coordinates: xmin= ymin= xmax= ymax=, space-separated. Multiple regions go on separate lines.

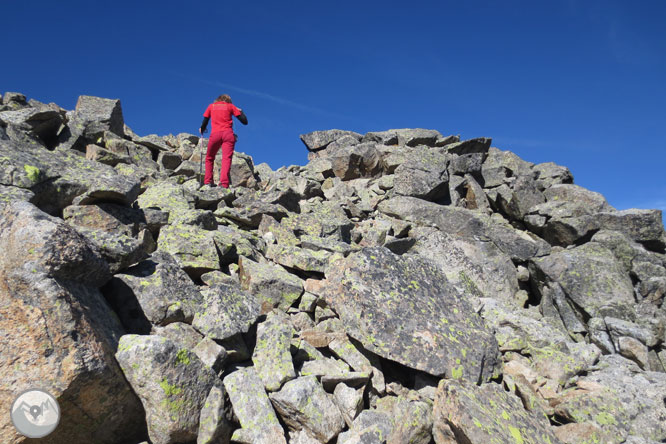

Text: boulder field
xmin=1 ymin=92 xmax=665 ymax=444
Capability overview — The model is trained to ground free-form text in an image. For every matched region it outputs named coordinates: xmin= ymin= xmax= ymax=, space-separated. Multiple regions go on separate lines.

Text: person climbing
xmin=199 ymin=94 xmax=248 ymax=188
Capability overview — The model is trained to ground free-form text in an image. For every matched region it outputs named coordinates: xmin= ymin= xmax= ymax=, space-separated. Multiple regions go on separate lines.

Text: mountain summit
xmin=1 ymin=93 xmax=665 ymax=444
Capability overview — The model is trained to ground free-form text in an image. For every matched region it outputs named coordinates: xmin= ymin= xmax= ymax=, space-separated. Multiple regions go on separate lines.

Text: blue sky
xmin=2 ymin=1 xmax=665 ymax=211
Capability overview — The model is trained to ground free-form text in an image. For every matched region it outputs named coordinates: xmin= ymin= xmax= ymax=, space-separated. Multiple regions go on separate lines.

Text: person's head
xmin=215 ymin=94 xmax=232 ymax=103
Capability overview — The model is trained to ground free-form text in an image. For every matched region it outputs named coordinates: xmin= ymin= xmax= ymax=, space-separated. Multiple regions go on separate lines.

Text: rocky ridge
xmin=1 ymin=92 xmax=665 ymax=444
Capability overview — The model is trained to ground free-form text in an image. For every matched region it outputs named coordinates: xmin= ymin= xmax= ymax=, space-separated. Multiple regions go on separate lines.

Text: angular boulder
xmin=433 ymin=380 xmax=563 ymax=444
xmin=530 ymin=243 xmax=636 ymax=322
xmin=269 ymin=376 xmax=345 ymax=443
xmin=223 ymin=366 xmax=287 ymax=444
xmin=115 ymin=335 xmax=219 ymax=444
xmin=192 ymin=282 xmax=261 ymax=341
xmin=252 ymin=310 xmax=297 ymax=391
xmin=104 ymin=251 xmax=202 ymax=329
xmin=320 ymin=247 xmax=500 ymax=381
xmin=0 ymin=202 xmax=145 ymax=443
xmin=238 ymin=256 xmax=304 ymax=310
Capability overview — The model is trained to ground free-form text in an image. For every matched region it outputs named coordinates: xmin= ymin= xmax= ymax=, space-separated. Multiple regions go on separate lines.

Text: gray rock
xmin=0 ymin=202 xmax=145 ymax=443
xmin=300 ymin=129 xmax=362 ymax=152
xmin=105 ymin=137 xmax=157 ymax=170
xmin=76 ymin=225 xmax=148 ymax=274
xmin=136 ymin=181 xmax=194 ymax=213
xmin=533 ymin=162 xmax=573 ymax=189
xmin=1 ymin=91 xmax=27 ymax=107
xmin=320 ymin=247 xmax=500 ymax=380
xmin=333 ymin=384 xmax=364 ymax=427
xmin=158 ymin=151 xmax=183 ymax=170
xmin=493 ymin=175 xmax=545 ymax=221
xmin=136 ymin=134 xmax=171 ymax=153
xmin=433 ymin=380 xmax=563 ymax=444
xmin=282 ymin=201 xmax=353 ymax=242
xmin=379 ymin=196 xmax=547 ymax=260
xmin=337 ymin=410 xmax=394 ymax=444
xmin=0 ymin=201 xmax=110 ymax=285
xmin=544 ymin=184 xmax=613 ymax=211
xmin=300 ymin=357 xmax=351 ymax=378
xmin=230 ymin=151 xmax=258 ymax=188
xmin=238 ymin=256 xmax=304 ymax=310
xmin=115 ymin=335 xmax=219 ymax=444
xmin=86 ymin=143 xmax=132 ymax=166
xmin=443 ymin=137 xmax=492 ymax=155
xmin=321 ymin=372 xmax=370 ymax=391
xmin=214 ymin=224 xmax=264 ymax=262
xmin=192 ymin=282 xmax=261 ymax=341
xmin=375 ymin=396 xmax=433 ymax=444
xmin=158 ymin=224 xmax=230 ymax=276
xmin=193 ymin=337 xmax=228 ymax=373
xmin=223 ymin=367 xmax=287 ymax=444
xmin=393 ymin=146 xmax=450 ymax=200
xmin=153 ymin=322 xmax=204 ymax=351
xmin=410 ymin=226 xmax=522 ymax=307
xmin=300 ymin=234 xmax=353 ymax=255
xmin=577 ymin=354 xmax=666 ymax=441
xmin=328 ymin=337 xmax=386 ymax=394
xmin=0 ymin=184 xmax=34 ymax=206
xmin=0 ymin=104 xmax=65 ymax=146
xmin=215 ymin=200 xmax=289 ymax=228
xmin=57 ymin=95 xmax=125 ymax=151
xmin=197 ymin=385 xmax=232 ymax=444
xmin=481 ymin=147 xmax=533 ymax=188
xmin=326 ymin=142 xmax=384 ymax=180
xmin=252 ymin=311 xmax=297 ymax=391
xmin=289 ymin=429 xmax=323 ymax=444
xmin=595 ymin=209 xmax=666 ymax=252
xmin=265 ymin=244 xmax=335 ymax=273
xmin=530 ymin=243 xmax=635 ymax=321
xmin=173 ymin=159 xmax=200 ymax=178
xmin=363 ymin=128 xmax=444 ymax=147
xmin=269 ymin=376 xmax=345 ymax=443
xmin=448 ymin=152 xmax=486 ymax=176
xmin=1 ymin=135 xmax=141 ymax=214
xmin=62 ymin=203 xmax=148 ymax=237
xmin=191 ymin=185 xmax=235 ymax=210
xmin=168 ymin=208 xmax=217 ymax=230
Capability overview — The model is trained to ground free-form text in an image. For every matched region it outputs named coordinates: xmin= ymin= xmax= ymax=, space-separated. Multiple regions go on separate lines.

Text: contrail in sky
xmin=174 ymin=73 xmax=346 ymax=119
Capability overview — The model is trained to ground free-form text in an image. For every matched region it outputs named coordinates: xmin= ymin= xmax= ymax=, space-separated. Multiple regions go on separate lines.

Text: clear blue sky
xmin=3 ymin=1 xmax=665 ymax=212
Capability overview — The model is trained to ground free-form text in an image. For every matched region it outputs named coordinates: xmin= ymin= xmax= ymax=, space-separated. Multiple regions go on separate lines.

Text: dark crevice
xmin=549 ymin=413 xmax=573 ymax=427
xmin=572 ymin=228 xmax=600 ymax=246
xmin=283 ymin=267 xmax=325 ymax=281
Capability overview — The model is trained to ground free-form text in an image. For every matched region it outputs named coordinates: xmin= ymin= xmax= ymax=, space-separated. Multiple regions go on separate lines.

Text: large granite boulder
xmin=1 ymin=136 xmax=141 ymax=214
xmin=238 ymin=256 xmax=304 ymax=310
xmin=433 ymin=380 xmax=563 ymax=444
xmin=252 ymin=310 xmax=297 ymax=391
xmin=300 ymin=130 xmax=362 ymax=152
xmin=320 ymin=247 xmax=500 ymax=381
xmin=56 ymin=95 xmax=125 ymax=152
xmin=115 ymin=335 xmax=220 ymax=444
xmin=103 ymin=251 xmax=202 ymax=330
xmin=393 ymin=146 xmax=450 ymax=201
xmin=269 ymin=376 xmax=346 ymax=443
xmin=192 ymin=282 xmax=261 ymax=341
xmin=0 ymin=201 xmax=145 ymax=443
xmin=530 ymin=243 xmax=636 ymax=324
xmin=223 ymin=366 xmax=287 ymax=444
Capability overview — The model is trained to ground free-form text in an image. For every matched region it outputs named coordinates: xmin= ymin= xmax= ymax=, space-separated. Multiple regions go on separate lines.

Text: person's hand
xmin=199 ymin=128 xmax=203 ymax=135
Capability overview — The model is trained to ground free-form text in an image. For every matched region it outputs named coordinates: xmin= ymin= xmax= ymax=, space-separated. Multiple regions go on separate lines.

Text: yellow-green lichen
xmin=23 ymin=164 xmax=41 ymax=183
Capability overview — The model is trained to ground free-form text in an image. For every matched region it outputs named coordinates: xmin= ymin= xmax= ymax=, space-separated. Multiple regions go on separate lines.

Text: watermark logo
xmin=10 ymin=389 xmax=60 ymax=438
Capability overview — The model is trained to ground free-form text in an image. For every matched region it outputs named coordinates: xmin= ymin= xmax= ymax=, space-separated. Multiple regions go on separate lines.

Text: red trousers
xmin=204 ymin=130 xmax=235 ymax=187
